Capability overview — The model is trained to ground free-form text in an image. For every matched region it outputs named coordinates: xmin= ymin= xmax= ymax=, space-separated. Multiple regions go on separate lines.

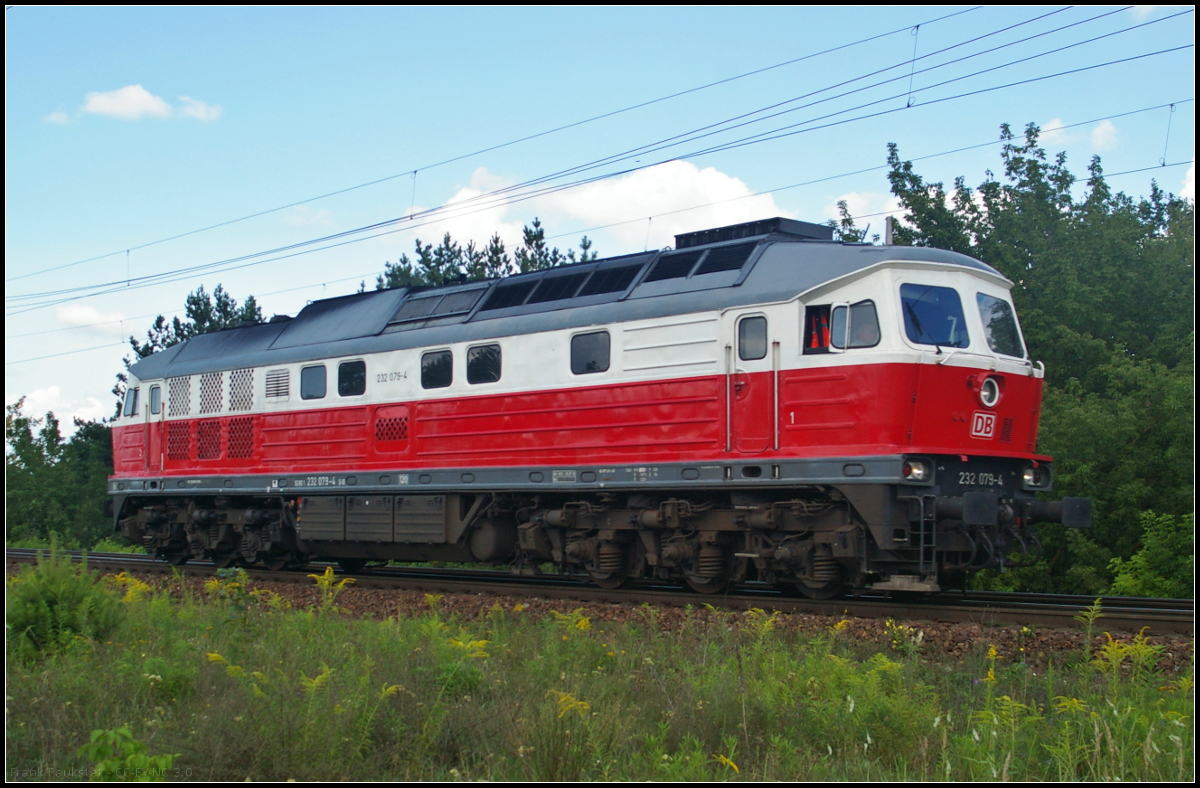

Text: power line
xmin=10 ymin=9 xmax=1171 ymax=308
xmin=5 ymin=6 xmax=984 ymax=285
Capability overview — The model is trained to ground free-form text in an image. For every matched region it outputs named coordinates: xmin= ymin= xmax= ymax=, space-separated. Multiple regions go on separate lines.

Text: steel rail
xmin=7 ymin=549 xmax=1193 ymax=634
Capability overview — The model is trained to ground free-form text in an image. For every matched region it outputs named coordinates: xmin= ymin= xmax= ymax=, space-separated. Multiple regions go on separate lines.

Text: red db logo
xmin=970 ymin=411 xmax=996 ymax=439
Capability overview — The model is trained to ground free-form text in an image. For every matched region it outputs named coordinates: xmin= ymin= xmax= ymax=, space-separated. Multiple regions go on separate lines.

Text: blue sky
xmin=5 ymin=6 xmax=1194 ymax=429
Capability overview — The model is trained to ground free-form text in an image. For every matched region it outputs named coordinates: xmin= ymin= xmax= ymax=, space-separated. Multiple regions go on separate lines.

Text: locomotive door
xmin=146 ymin=385 xmax=164 ymax=472
xmin=726 ymin=313 xmax=774 ymax=453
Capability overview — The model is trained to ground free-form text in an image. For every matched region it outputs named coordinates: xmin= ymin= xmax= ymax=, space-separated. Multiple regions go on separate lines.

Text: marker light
xmin=980 ymin=376 xmax=1002 ymax=408
xmin=902 ymin=460 xmax=930 ymax=482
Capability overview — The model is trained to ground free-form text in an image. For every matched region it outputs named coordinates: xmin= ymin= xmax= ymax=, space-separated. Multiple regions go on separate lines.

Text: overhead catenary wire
xmin=9 ymin=10 xmax=1182 ymax=311
xmin=8 ymin=37 xmax=1190 ymax=318
xmin=4 ymin=6 xmax=985 ymax=285
xmin=6 ymin=96 xmax=1191 ymax=346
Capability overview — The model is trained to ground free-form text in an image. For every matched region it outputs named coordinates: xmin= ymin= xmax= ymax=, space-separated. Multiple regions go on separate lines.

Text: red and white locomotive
xmin=109 ymin=217 xmax=1089 ymax=595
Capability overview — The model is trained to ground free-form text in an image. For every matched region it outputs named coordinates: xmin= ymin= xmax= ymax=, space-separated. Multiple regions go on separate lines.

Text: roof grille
xmin=479 ymin=279 xmax=538 ymax=311
xmin=576 ymin=263 xmax=642 ymax=296
xmin=694 ymin=242 xmax=756 ymax=275
xmin=527 ymin=271 xmax=590 ymax=304
xmin=644 ymin=250 xmax=704 ymax=282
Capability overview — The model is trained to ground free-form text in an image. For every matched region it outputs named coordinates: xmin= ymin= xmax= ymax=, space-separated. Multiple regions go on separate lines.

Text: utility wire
xmin=7 ymin=8 xmax=1154 ymax=306
xmin=5 ymin=6 xmax=983 ymax=285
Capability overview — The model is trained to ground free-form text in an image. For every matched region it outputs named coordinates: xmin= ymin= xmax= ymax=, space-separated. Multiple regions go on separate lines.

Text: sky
xmin=5 ymin=6 xmax=1195 ymax=432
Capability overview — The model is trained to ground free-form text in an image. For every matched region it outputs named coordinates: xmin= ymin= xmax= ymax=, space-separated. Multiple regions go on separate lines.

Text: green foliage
xmin=1109 ymin=512 xmax=1195 ymax=598
xmin=78 ymin=727 xmax=177 ymax=782
xmin=375 ymin=218 xmax=597 ymax=289
xmin=885 ymin=122 xmax=1194 ymax=595
xmin=6 ymin=544 xmax=123 ymax=656
xmin=5 ymin=399 xmax=114 ymax=548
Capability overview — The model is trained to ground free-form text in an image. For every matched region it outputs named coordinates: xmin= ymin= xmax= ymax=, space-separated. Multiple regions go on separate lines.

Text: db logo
xmin=970 ymin=411 xmax=996 ymax=439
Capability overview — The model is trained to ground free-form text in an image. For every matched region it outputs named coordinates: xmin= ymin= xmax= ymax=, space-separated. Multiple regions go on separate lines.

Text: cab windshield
xmin=900 ymin=284 xmax=969 ymax=348
xmin=976 ymin=293 xmax=1026 ymax=358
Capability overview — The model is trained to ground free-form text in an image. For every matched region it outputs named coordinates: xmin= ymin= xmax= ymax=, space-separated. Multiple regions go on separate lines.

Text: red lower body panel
xmin=112 ymin=362 xmax=1046 ymax=478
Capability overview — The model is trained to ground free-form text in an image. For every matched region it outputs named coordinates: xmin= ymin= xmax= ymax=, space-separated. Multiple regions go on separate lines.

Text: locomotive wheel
xmin=795 ymin=580 xmax=844 ymax=600
xmin=338 ymin=558 xmax=368 ymax=573
xmin=164 ymin=551 xmax=189 ymax=566
xmin=211 ymin=552 xmax=242 ymax=569
xmin=587 ymin=570 xmax=630 ymax=590
xmin=262 ymin=554 xmax=288 ymax=571
xmin=685 ymin=576 xmax=729 ymax=595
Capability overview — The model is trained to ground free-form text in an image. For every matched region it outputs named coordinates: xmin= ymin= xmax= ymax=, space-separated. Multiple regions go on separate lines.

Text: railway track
xmin=7 ymin=548 xmax=1193 ymax=634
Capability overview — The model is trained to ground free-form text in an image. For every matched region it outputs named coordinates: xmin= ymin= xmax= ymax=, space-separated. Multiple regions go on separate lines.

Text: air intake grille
xmin=693 ymin=242 xmax=756 ymax=275
xmin=168 ymin=376 xmax=191 ymax=417
xmin=644 ymin=250 xmax=703 ymax=282
xmin=197 ymin=420 xmax=221 ymax=459
xmin=227 ymin=417 xmax=254 ymax=458
xmin=199 ymin=372 xmax=224 ymax=414
xmin=229 ymin=368 xmax=254 ymax=411
xmin=167 ymin=422 xmax=190 ymax=460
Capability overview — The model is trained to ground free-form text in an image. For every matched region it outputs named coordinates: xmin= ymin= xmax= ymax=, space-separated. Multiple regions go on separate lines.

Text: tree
xmin=375 ymin=219 xmax=597 ymax=289
xmin=113 ymin=284 xmax=263 ymax=413
xmin=5 ymin=399 xmax=113 ymax=548
xmin=882 ymin=123 xmax=1194 ymax=595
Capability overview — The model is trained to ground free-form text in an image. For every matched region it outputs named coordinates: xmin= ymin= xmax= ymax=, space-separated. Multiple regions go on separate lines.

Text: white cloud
xmin=179 ymin=96 xmax=223 ymax=121
xmin=82 ymin=84 xmax=172 ymax=120
xmin=54 ymin=303 xmax=130 ymax=337
xmin=1182 ymin=162 xmax=1195 ymax=201
xmin=1040 ymin=118 xmax=1075 ymax=145
xmin=384 ymin=162 xmax=792 ymax=254
xmin=1130 ymin=6 xmax=1157 ymax=21
xmin=43 ymin=110 xmax=70 ymax=124
xmin=1090 ymin=120 xmax=1118 ymax=151
xmin=283 ymin=206 xmax=333 ymax=226
xmin=11 ymin=386 xmax=109 ymax=432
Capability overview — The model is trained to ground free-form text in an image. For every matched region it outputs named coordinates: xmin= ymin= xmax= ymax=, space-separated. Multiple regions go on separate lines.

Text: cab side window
xmin=123 ymin=387 xmax=139 ymax=417
xmin=831 ymin=300 xmax=880 ymax=349
xmin=149 ymin=386 xmax=162 ymax=415
xmin=803 ymin=306 xmax=832 ymax=354
xmin=467 ymin=344 xmax=501 ymax=384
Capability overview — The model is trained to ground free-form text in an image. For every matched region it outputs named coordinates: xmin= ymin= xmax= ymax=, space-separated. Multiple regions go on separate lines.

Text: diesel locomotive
xmin=107 ymin=216 xmax=1090 ymax=596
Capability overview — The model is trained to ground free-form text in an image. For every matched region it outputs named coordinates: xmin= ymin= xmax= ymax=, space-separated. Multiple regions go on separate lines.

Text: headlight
xmin=902 ymin=460 xmax=930 ymax=482
xmin=1022 ymin=466 xmax=1049 ymax=489
xmin=980 ymin=376 xmax=1002 ymax=408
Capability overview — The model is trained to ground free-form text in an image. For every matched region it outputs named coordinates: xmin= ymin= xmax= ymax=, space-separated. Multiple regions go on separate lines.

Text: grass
xmin=5 ymin=562 xmax=1194 ymax=782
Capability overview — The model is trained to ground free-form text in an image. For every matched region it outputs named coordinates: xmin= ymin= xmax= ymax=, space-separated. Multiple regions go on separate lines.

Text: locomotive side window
xmin=831 ymin=300 xmax=880 ymax=349
xmin=976 ymin=293 xmax=1026 ymax=358
xmin=571 ymin=330 xmax=610 ymax=374
xmin=422 ymin=350 xmax=453 ymax=389
xmin=803 ymin=305 xmax=832 ymax=354
xmin=738 ymin=316 xmax=768 ymax=360
xmin=338 ymin=360 xmax=367 ymax=397
xmin=149 ymin=386 xmax=162 ymax=415
xmin=123 ymin=387 xmax=139 ymax=417
xmin=467 ymin=344 xmax=501 ymax=384
xmin=900 ymin=284 xmax=969 ymax=348
xmin=301 ymin=365 xmax=327 ymax=400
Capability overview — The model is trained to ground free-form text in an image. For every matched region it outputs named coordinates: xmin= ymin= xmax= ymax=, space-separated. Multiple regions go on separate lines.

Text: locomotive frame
xmin=107 ymin=217 xmax=1090 ymax=595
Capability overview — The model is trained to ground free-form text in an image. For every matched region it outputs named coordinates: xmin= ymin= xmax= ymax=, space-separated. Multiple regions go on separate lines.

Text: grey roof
xmin=129 ymin=220 xmax=1004 ymax=381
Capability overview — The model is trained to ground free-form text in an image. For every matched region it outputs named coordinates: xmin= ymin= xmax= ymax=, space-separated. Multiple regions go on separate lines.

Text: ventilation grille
xmin=645 ymin=250 xmax=703 ymax=282
xmin=168 ymin=377 xmax=191 ymax=417
xmin=197 ymin=420 xmax=221 ymax=459
xmin=199 ymin=372 xmax=224 ymax=414
xmin=227 ymin=417 xmax=254 ymax=459
xmin=527 ymin=271 xmax=590 ymax=304
xmin=229 ymin=368 xmax=254 ymax=411
xmin=1000 ymin=417 xmax=1015 ymax=443
xmin=576 ymin=263 xmax=642 ymax=296
xmin=167 ymin=422 xmax=190 ymax=460
xmin=375 ymin=416 xmax=409 ymax=444
xmin=480 ymin=280 xmax=538 ymax=311
xmin=265 ymin=369 xmax=289 ymax=399
xmin=694 ymin=242 xmax=756 ymax=275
